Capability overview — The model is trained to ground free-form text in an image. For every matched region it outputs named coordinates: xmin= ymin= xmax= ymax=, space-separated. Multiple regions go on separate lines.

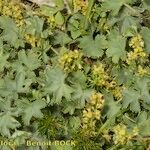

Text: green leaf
xmin=0 ymin=16 xmax=19 ymax=46
xmin=72 ymin=83 xmax=93 ymax=108
xmin=11 ymin=130 xmax=31 ymax=146
xmin=111 ymin=67 xmax=134 ymax=85
xmin=104 ymin=92 xmax=121 ymax=118
xmin=142 ymin=0 xmax=150 ymax=10
xmin=0 ymin=97 xmax=18 ymax=115
xmin=70 ymin=29 xmax=81 ymax=39
xmin=0 ymin=97 xmax=10 ymax=111
xmin=54 ymin=31 xmax=72 ymax=45
xmin=120 ymin=15 xmax=139 ymax=36
xmin=67 ymin=15 xmax=82 ymax=39
xmin=69 ymin=117 xmax=81 ymax=131
xmin=18 ymin=50 xmax=41 ymax=71
xmin=15 ymin=72 xmax=31 ymax=93
xmin=51 ymin=144 xmax=73 ymax=150
xmin=0 ymin=112 xmax=20 ymax=137
xmin=71 ymin=71 xmax=87 ymax=86
xmin=55 ymin=0 xmax=64 ymax=8
xmin=62 ymin=101 xmax=76 ymax=115
xmin=17 ymin=99 xmax=46 ymax=126
xmin=0 ymin=72 xmax=32 ymax=98
xmin=40 ymin=5 xmax=58 ymax=16
xmin=55 ymin=12 xmax=64 ymax=26
xmin=25 ymin=16 xmax=44 ymax=36
xmin=101 ymin=0 xmax=133 ymax=16
xmin=136 ymin=111 xmax=148 ymax=124
xmin=106 ymin=30 xmax=126 ymax=63
xmin=0 ymin=49 xmax=9 ymax=72
xmin=0 ymin=98 xmax=20 ymax=137
xmin=135 ymin=77 xmax=150 ymax=103
xmin=139 ymin=119 xmax=150 ymax=136
xmin=136 ymin=112 xmax=150 ymax=136
xmin=122 ymin=88 xmax=141 ymax=112
xmin=70 ymin=71 xmax=94 ymax=108
xmin=141 ymin=27 xmax=150 ymax=52
xmin=0 ymin=146 xmax=11 ymax=150
xmin=79 ymin=35 xmax=108 ymax=58
xmin=44 ymin=68 xmax=73 ymax=104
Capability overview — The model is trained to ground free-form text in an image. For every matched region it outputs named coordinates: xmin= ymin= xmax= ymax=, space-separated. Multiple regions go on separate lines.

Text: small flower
xmin=73 ymin=0 xmax=88 ymax=15
xmin=129 ymin=34 xmax=144 ymax=49
xmin=113 ymin=124 xmax=127 ymax=145
xmin=127 ymin=34 xmax=147 ymax=64
xmin=93 ymin=110 xmax=101 ymax=120
xmin=102 ymin=129 xmax=111 ymax=142
xmin=90 ymin=64 xmax=109 ymax=87
xmin=82 ymin=92 xmax=105 ymax=134
xmin=59 ymin=50 xmax=83 ymax=72
xmin=137 ymin=65 xmax=148 ymax=76
xmin=132 ymin=127 xmax=139 ymax=136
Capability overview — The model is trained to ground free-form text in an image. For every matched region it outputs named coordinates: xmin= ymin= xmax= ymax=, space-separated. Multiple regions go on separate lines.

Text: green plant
xmin=0 ymin=0 xmax=149 ymax=150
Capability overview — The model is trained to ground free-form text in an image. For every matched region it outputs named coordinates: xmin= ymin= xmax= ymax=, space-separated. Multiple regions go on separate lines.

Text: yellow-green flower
xmin=137 ymin=65 xmax=149 ymax=76
xmin=90 ymin=64 xmax=109 ymax=87
xmin=59 ymin=50 xmax=83 ymax=72
xmin=82 ymin=92 xmax=105 ymax=134
xmin=127 ymin=34 xmax=147 ymax=64
xmin=73 ymin=0 xmax=88 ymax=15
xmin=113 ymin=124 xmax=127 ymax=145
xmin=1 ymin=1 xmax=24 ymax=26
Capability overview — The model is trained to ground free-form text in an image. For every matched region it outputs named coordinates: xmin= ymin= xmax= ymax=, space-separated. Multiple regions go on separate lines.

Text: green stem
xmin=124 ymin=3 xmax=141 ymax=17
xmin=84 ymin=0 xmax=95 ymax=29
xmin=50 ymin=47 xmax=59 ymax=55
xmin=64 ymin=0 xmax=72 ymax=14
xmin=97 ymin=109 xmax=126 ymax=135
xmin=124 ymin=113 xmax=136 ymax=123
xmin=107 ymin=144 xmax=120 ymax=150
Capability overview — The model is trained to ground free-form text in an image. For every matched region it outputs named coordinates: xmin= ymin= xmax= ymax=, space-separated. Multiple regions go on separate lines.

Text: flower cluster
xmin=73 ymin=0 xmax=89 ymax=15
xmin=90 ymin=64 xmax=123 ymax=100
xmin=101 ymin=129 xmax=111 ymax=142
xmin=25 ymin=34 xmax=41 ymax=48
xmin=47 ymin=16 xmax=56 ymax=28
xmin=90 ymin=64 xmax=109 ymax=87
xmin=137 ymin=65 xmax=150 ymax=77
xmin=129 ymin=34 xmax=144 ymax=49
xmin=127 ymin=34 xmax=146 ymax=64
xmin=82 ymin=92 xmax=105 ymax=134
xmin=59 ymin=50 xmax=83 ymax=72
xmin=0 ymin=0 xmax=3 ymax=10
xmin=111 ymin=86 xmax=123 ymax=100
xmin=0 ymin=0 xmax=24 ymax=26
xmin=113 ymin=124 xmax=127 ymax=145
xmin=106 ymin=80 xmax=123 ymax=100
xmin=113 ymin=124 xmax=139 ymax=145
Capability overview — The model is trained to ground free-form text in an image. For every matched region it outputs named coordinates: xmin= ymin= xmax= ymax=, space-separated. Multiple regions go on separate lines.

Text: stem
xmin=107 ymin=144 xmax=120 ymax=150
xmin=124 ymin=3 xmax=141 ymax=16
xmin=125 ymin=113 xmax=136 ymax=123
xmin=64 ymin=0 xmax=72 ymax=14
xmin=97 ymin=109 xmax=126 ymax=135
xmin=50 ymin=47 xmax=59 ymax=55
xmin=84 ymin=0 xmax=95 ymax=29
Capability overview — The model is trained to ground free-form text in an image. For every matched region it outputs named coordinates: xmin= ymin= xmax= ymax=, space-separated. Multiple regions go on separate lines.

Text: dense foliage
xmin=0 ymin=0 xmax=150 ymax=149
